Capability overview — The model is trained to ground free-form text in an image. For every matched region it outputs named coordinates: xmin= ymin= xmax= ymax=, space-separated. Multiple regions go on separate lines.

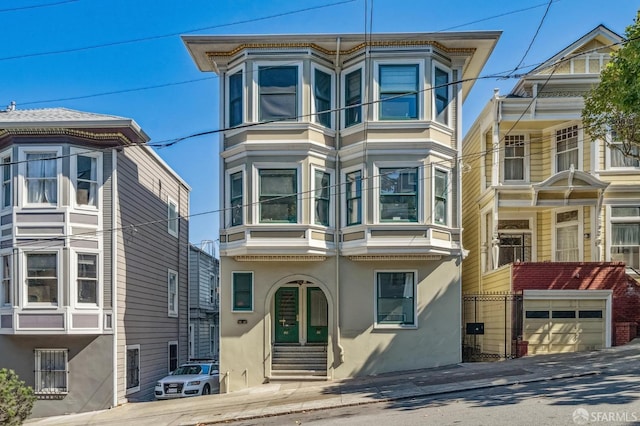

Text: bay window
xmin=1 ymin=255 xmax=10 ymax=306
xmin=2 ymin=154 xmax=11 ymax=209
xmin=76 ymin=154 xmax=97 ymax=206
xmin=433 ymin=168 xmax=449 ymax=225
xmin=314 ymin=170 xmax=331 ymax=226
xmin=379 ymin=64 xmax=419 ymax=120
xmin=379 ymin=167 xmax=418 ymax=222
xmin=230 ymin=171 xmax=243 ymax=227
xmin=258 ymin=65 xmax=298 ymax=121
xmin=26 ymin=253 xmax=58 ymax=305
xmin=610 ymin=206 xmax=640 ymax=268
xmin=434 ymin=66 xmax=450 ymax=125
xmin=228 ymin=70 xmax=243 ymax=127
xmin=376 ymin=271 xmax=416 ymax=327
xmin=259 ymin=169 xmax=297 ymax=223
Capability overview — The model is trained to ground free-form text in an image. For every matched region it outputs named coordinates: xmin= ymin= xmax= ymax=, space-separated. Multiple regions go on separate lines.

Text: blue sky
xmin=2 ymin=0 xmax=638 ymax=249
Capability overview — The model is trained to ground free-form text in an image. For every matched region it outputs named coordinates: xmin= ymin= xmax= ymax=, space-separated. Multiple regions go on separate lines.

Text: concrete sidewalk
xmin=27 ymin=340 xmax=640 ymax=426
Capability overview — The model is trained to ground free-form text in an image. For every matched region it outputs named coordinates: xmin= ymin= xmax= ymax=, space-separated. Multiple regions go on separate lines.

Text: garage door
xmin=523 ymin=298 xmax=606 ymax=354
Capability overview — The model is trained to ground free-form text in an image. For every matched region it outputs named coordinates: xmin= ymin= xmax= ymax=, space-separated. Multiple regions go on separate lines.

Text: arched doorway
xmin=274 ymin=283 xmax=328 ymax=345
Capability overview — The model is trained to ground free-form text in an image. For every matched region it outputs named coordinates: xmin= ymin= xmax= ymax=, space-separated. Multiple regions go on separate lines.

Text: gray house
xmin=0 ymin=106 xmax=190 ymax=417
xmin=189 ymin=243 xmax=219 ymax=361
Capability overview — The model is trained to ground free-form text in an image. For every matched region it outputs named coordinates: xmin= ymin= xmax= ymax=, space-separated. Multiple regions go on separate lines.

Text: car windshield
xmin=172 ymin=364 xmax=208 ymax=375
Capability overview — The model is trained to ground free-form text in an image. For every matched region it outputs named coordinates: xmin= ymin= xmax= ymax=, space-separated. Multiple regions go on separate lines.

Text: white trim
xmin=310 ymin=62 xmax=335 ymax=129
xmin=552 ymin=207 xmax=583 ymax=261
xmin=500 ymin=133 xmax=530 ymax=183
xmin=225 ymin=164 xmax=246 ymax=228
xmin=252 ymin=60 xmax=303 ymax=123
xmin=72 ymin=250 xmax=101 ymax=309
xmin=432 ymin=61 xmax=452 ymax=127
xmin=0 ymin=149 xmax=12 ymax=211
xmin=373 ymin=59 xmax=424 ymax=122
xmin=551 ymin=122 xmax=583 ymax=173
xmin=167 ymin=197 xmax=179 ymax=237
xmin=168 ymin=269 xmax=178 ymax=318
xmin=372 ymin=161 xmax=422 ymax=224
xmin=70 ymin=147 xmax=102 ymax=210
xmin=340 ymin=62 xmax=365 ymax=129
xmin=18 ymin=146 xmax=62 ymax=208
xmin=168 ymin=340 xmax=178 ymax=373
xmin=124 ymin=344 xmax=141 ymax=395
xmin=523 ymin=289 xmax=612 ymax=347
xmin=111 ymin=149 xmax=118 ymax=407
xmin=310 ymin=165 xmax=335 ymax=228
xmin=606 ymin=205 xmax=640 ymax=268
xmin=252 ymin=162 xmax=302 ymax=225
xmin=341 ymin=163 xmax=366 ymax=228
xmin=231 ymin=271 xmax=254 ymax=313
xmin=224 ymin=63 xmax=246 ymax=129
xmin=22 ymin=250 xmax=61 ymax=308
xmin=373 ymin=269 xmax=418 ymax=329
xmin=496 ymin=212 xmax=537 ymax=263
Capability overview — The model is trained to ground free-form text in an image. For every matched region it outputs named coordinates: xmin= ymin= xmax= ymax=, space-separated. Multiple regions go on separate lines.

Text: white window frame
xmin=71 ymin=147 xmax=102 ymax=209
xmin=252 ymin=163 xmax=302 ymax=225
xmin=432 ymin=61 xmax=452 ymax=127
xmin=311 ymin=62 xmax=335 ymax=129
xmin=225 ymin=64 xmax=245 ymax=129
xmin=19 ymin=146 xmax=62 ymax=208
xmin=167 ymin=197 xmax=179 ymax=237
xmin=374 ymin=270 xmax=418 ymax=329
xmin=34 ymin=348 xmax=68 ymax=395
xmin=225 ymin=165 xmax=245 ymax=228
xmin=496 ymin=215 xmax=536 ymax=266
xmin=432 ymin=166 xmax=451 ymax=226
xmin=341 ymin=163 xmax=366 ymax=227
xmin=252 ymin=61 xmax=303 ymax=123
xmin=501 ymin=134 xmax=529 ymax=183
xmin=23 ymin=250 xmax=60 ymax=308
xmin=606 ymin=205 xmax=640 ymax=269
xmin=125 ymin=344 xmax=140 ymax=395
xmin=231 ymin=271 xmax=253 ymax=313
xmin=1 ymin=253 xmax=11 ymax=307
xmin=606 ymin=130 xmax=640 ymax=169
xmin=341 ymin=62 xmax=365 ymax=130
xmin=168 ymin=269 xmax=178 ymax=317
xmin=373 ymin=162 xmax=422 ymax=224
xmin=0 ymin=150 xmax=12 ymax=210
xmin=168 ymin=341 xmax=178 ymax=373
xmin=74 ymin=251 xmax=100 ymax=309
xmin=552 ymin=123 xmax=582 ymax=173
xmin=373 ymin=59 xmax=424 ymax=122
xmin=552 ymin=207 xmax=583 ymax=262
xmin=310 ymin=165 xmax=335 ymax=228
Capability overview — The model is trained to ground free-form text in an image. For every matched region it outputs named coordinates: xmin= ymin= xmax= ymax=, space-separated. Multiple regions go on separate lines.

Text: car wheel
xmin=202 ymin=384 xmax=211 ymax=395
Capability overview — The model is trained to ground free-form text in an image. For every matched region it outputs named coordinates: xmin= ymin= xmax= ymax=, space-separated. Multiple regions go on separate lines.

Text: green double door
xmin=274 ymin=287 xmax=327 ymax=344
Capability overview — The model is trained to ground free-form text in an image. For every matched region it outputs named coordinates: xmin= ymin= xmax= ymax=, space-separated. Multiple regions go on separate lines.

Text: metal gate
xmin=462 ymin=293 xmax=523 ymax=362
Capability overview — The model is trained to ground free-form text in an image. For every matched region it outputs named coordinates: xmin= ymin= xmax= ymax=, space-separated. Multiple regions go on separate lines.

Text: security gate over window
xmin=462 ymin=293 xmax=523 ymax=361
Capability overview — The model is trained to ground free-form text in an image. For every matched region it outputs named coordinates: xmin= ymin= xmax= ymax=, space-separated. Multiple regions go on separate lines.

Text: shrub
xmin=0 ymin=368 xmax=36 ymax=426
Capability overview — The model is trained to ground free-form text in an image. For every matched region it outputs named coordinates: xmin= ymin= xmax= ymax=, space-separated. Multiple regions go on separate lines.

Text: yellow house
xmin=462 ymin=25 xmax=640 ymax=359
xmin=183 ymin=31 xmax=501 ymax=391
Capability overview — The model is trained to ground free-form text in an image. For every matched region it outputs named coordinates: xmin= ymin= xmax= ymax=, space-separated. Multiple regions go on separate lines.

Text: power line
xmin=509 ymin=0 xmax=554 ymax=75
xmin=0 ymin=0 xmax=79 ymax=13
xmin=0 ymin=0 xmax=356 ymax=62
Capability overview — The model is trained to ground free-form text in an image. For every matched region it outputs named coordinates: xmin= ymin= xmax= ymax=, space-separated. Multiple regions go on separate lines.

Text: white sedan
xmin=155 ymin=362 xmax=219 ymax=399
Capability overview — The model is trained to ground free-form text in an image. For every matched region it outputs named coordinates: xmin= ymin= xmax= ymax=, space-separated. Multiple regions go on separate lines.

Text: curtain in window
xmin=377 ymin=272 xmax=414 ymax=325
xmin=77 ymin=155 xmax=97 ymax=206
xmin=36 ymin=350 xmax=67 ymax=393
xmin=259 ymin=66 xmax=297 ymax=121
xmin=379 ymin=65 xmax=418 ymax=119
xmin=556 ymin=225 xmax=579 ymax=261
xmin=27 ymin=153 xmax=57 ymax=204
xmin=314 ymin=171 xmax=330 ymax=226
xmin=259 ymin=170 xmax=297 ymax=223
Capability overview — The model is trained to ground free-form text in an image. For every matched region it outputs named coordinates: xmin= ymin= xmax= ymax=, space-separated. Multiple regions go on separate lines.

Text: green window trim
xmin=232 ymin=272 xmax=253 ymax=312
xmin=376 ymin=271 xmax=416 ymax=326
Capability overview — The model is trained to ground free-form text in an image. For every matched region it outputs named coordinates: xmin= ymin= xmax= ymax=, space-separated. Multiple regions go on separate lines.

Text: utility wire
xmin=509 ymin=0 xmax=554 ymax=75
xmin=0 ymin=0 xmax=79 ymax=13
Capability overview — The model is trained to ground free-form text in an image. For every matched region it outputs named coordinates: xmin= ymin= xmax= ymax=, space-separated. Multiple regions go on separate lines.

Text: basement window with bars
xmin=34 ymin=349 xmax=68 ymax=395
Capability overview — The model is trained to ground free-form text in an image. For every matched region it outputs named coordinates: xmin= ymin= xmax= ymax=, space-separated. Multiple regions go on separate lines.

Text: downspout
xmin=491 ymin=89 xmax=502 ymax=271
xmin=111 ymin=149 xmax=119 ymax=407
xmin=455 ymin=65 xmax=464 ymax=362
xmin=334 ymin=37 xmax=344 ymax=366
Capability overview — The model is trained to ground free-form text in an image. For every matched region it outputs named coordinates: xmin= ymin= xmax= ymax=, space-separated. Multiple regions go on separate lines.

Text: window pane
xmin=380 ymin=168 xmax=417 ymax=222
xmin=556 ymin=126 xmax=579 ymax=171
xmin=259 ymin=169 xmax=297 ymax=223
xmin=230 ymin=172 xmax=243 ymax=226
xmin=345 ymin=69 xmax=362 ymax=127
xmin=78 ymin=254 xmax=97 ymax=304
xmin=434 ymin=67 xmax=449 ymax=124
xmin=314 ymin=69 xmax=332 ymax=127
xmin=1 ymin=255 xmax=10 ymax=306
xmin=552 ymin=310 xmax=576 ymax=319
xmin=127 ymin=348 xmax=139 ymax=389
xmin=611 ymin=207 xmax=640 ymax=217
xmin=233 ymin=272 xmax=252 ymax=311
xmin=346 ymin=171 xmax=362 ymax=225
xmin=26 ymin=153 xmax=57 ymax=204
xmin=504 ymin=135 xmax=525 ymax=180
xmin=579 ymin=310 xmax=603 ymax=319
xmin=315 ymin=171 xmax=330 ymax=226
xmin=229 ymin=72 xmax=243 ymax=127
xmin=377 ymin=272 xmax=414 ymax=325
xmin=27 ymin=253 xmax=57 ymax=304
xmin=259 ymin=66 xmax=297 ymax=121
xmin=168 ymin=201 xmax=178 ymax=234
xmin=525 ymin=310 xmax=549 ymax=319
xmin=169 ymin=344 xmax=178 ymax=372
xmin=434 ymin=170 xmax=448 ymax=225
xmin=379 ymin=65 xmax=418 ymax=120
xmin=2 ymin=156 xmax=11 ymax=208
xmin=36 ymin=349 xmax=67 ymax=393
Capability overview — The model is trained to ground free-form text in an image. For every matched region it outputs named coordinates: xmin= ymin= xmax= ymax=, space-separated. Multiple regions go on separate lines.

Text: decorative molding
xmin=0 ymin=128 xmax=133 ymax=145
xmin=348 ymin=254 xmax=442 ymax=261
xmin=234 ymin=255 xmax=327 ymax=262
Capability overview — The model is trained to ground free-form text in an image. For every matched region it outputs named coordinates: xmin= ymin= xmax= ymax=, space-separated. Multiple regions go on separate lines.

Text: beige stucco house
xmin=461 ymin=26 xmax=640 ymax=359
xmin=183 ymin=31 xmax=500 ymax=392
